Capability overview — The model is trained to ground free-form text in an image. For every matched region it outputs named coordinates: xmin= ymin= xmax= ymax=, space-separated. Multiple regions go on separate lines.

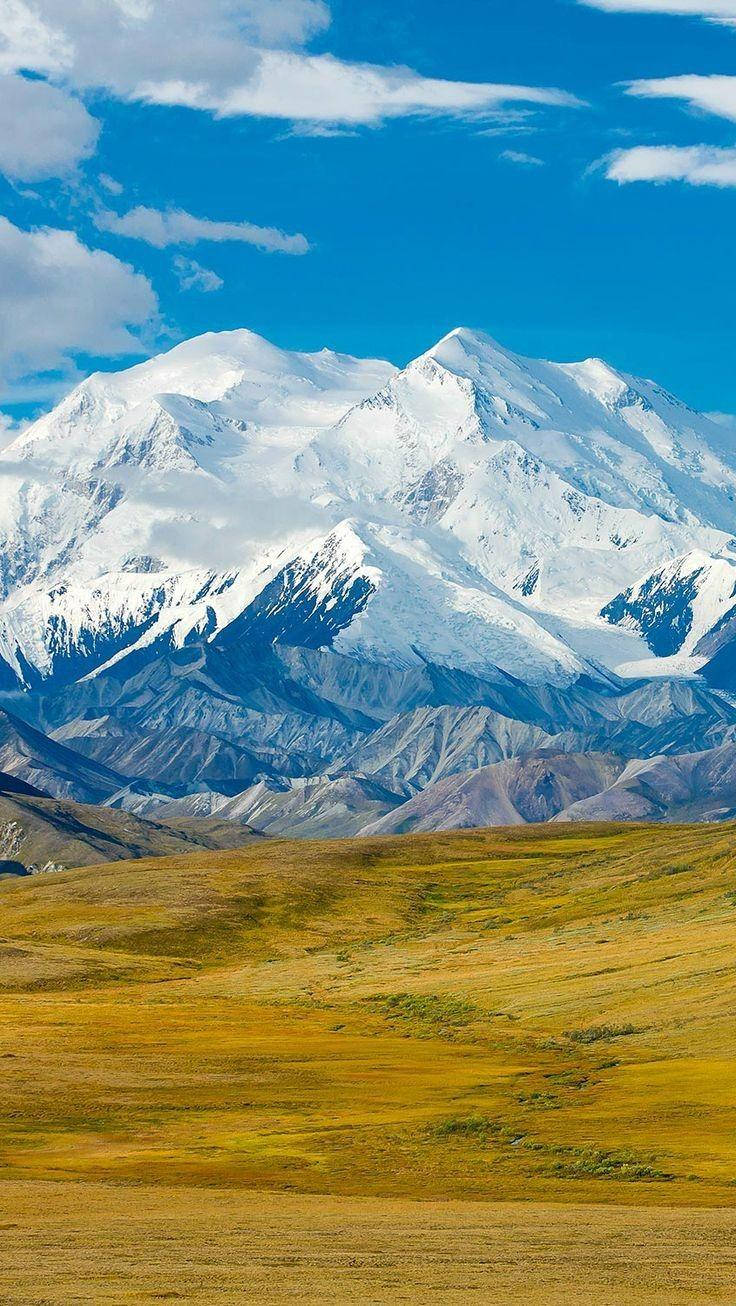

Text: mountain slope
xmin=0 ymin=787 xmax=263 ymax=875
xmin=0 ymin=707 xmax=133 ymax=805
xmin=602 ymin=550 xmax=736 ymax=659
xmin=199 ymin=774 xmax=402 ymax=839
xmin=361 ymin=752 xmax=626 ymax=835
xmin=555 ymin=742 xmax=736 ymax=824
xmin=330 ymin=704 xmax=557 ymax=796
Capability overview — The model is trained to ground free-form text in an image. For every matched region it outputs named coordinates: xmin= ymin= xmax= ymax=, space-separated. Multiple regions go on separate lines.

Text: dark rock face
xmin=602 ymin=566 xmax=706 ymax=657
xmin=221 ymin=556 xmax=374 ymax=652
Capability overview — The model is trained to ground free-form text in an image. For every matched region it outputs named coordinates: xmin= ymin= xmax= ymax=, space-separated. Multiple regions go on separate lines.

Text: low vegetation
xmin=564 ymin=1023 xmax=642 ymax=1045
xmin=1 ymin=821 xmax=736 ymax=1207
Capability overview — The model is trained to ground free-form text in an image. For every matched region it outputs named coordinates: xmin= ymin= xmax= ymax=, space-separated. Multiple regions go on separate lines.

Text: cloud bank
xmin=0 ymin=1 xmax=580 ymax=127
xmin=580 ymin=0 xmax=736 ymax=25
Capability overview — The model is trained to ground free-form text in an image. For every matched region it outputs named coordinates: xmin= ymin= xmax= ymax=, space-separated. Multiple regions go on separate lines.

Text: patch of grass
xmin=516 ymin=1091 xmax=561 ymax=1110
xmin=433 ymin=1115 xmax=504 ymax=1141
xmin=433 ymin=1119 xmax=675 ymax=1183
xmin=545 ymin=1069 xmax=592 ymax=1090
xmin=644 ymin=862 xmax=693 ymax=882
xmin=367 ymin=992 xmax=477 ymax=1037
xmin=544 ymin=1147 xmax=675 ymax=1183
xmin=564 ymin=1024 xmax=642 ymax=1045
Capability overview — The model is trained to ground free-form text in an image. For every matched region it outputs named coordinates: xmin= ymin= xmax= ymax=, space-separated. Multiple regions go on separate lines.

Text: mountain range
xmin=1 ymin=324 xmax=736 ymax=853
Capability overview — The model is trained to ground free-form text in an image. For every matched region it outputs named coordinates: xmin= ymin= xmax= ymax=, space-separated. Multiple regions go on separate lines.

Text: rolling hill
xmin=0 ymin=768 xmax=262 ymax=874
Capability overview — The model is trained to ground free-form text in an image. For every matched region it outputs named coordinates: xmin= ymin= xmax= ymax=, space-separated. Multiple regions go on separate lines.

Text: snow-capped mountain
xmin=2 ymin=324 xmax=735 ymax=692
xmin=1 ymin=323 xmax=736 ymax=839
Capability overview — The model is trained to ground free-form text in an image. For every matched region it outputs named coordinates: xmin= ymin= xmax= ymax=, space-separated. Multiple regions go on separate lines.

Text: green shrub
xmin=564 ymin=1023 xmax=641 ymax=1045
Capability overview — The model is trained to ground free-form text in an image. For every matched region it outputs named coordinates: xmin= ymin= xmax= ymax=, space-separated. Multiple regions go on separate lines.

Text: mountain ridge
xmin=2 ymin=324 xmax=736 ymax=841
xmin=4 ymin=323 xmax=735 ymax=688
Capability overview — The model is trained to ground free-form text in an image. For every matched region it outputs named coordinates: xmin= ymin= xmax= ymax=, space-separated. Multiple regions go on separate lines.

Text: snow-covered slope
xmin=310 ymin=329 xmax=734 ymax=613
xmin=1 ymin=325 xmax=735 ymax=692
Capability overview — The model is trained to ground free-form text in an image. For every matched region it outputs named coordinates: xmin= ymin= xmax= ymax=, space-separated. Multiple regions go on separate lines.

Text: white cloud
xmin=163 ymin=51 xmax=582 ymax=125
xmin=227 ymin=0 xmax=331 ymax=44
xmin=94 ymin=205 xmax=310 ymax=254
xmin=626 ymin=75 xmax=736 ymax=122
xmin=0 ymin=74 xmax=99 ymax=181
xmin=0 ymin=0 xmax=71 ymax=75
xmin=280 ymin=122 xmax=358 ymax=139
xmin=173 ymin=256 xmax=224 ymax=292
xmin=0 ymin=1 xmax=580 ymax=126
xmin=499 ymin=149 xmax=545 ymax=166
xmin=99 ymin=172 xmax=124 ymax=195
xmin=0 ymin=217 xmax=158 ymax=401
xmin=612 ymin=79 xmax=736 ymax=191
xmin=606 ymin=144 xmax=736 ymax=184
xmin=580 ymin=0 xmax=736 ymax=25
xmin=0 ymin=412 xmax=23 ymax=449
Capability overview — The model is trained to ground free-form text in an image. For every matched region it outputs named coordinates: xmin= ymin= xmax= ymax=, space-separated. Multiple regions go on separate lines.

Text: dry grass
xmin=2 ymin=1180 xmax=736 ymax=1304
xmin=1 ymin=822 xmax=736 ymax=1299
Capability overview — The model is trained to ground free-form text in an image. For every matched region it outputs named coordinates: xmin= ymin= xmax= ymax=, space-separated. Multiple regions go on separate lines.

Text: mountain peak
xmin=559 ymin=355 xmax=631 ymax=405
xmin=427 ymin=325 xmax=513 ymax=361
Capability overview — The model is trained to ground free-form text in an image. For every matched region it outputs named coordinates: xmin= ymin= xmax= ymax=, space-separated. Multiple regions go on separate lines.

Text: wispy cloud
xmin=0 ymin=412 xmax=23 ymax=450
xmin=99 ymin=173 xmax=123 ymax=196
xmin=613 ymin=78 xmax=736 ymax=190
xmin=580 ymin=0 xmax=736 ymax=26
xmin=94 ymin=206 xmax=310 ymax=255
xmin=499 ymin=149 xmax=545 ymax=166
xmin=606 ymin=144 xmax=736 ymax=184
xmin=189 ymin=53 xmax=582 ymax=125
xmin=282 ymin=122 xmax=359 ymax=139
xmin=708 ymin=411 xmax=736 ymax=428
xmin=173 ymin=256 xmax=224 ymax=293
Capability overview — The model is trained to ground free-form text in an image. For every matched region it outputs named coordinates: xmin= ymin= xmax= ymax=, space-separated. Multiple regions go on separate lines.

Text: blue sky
xmin=0 ymin=0 xmax=734 ymax=425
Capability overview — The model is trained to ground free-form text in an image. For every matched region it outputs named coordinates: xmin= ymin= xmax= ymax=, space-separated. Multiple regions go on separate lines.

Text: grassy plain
xmin=1 ymin=822 xmax=736 ymax=1299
